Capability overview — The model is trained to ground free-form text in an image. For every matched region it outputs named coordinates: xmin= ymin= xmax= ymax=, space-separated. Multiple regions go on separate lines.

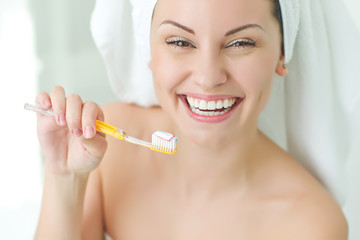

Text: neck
xmin=166 ymin=127 xmax=262 ymax=198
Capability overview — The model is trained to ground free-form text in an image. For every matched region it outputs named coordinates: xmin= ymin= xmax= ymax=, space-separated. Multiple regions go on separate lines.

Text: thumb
xmin=80 ymin=134 xmax=108 ymax=160
xmin=68 ymin=134 xmax=108 ymax=173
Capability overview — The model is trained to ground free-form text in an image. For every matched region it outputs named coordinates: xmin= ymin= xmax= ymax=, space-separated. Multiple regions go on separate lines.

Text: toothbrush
xmin=24 ymin=103 xmax=177 ymax=155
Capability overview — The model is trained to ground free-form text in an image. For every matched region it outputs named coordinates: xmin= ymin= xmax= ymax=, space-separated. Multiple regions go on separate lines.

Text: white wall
xmin=29 ymin=0 xmax=116 ymax=104
xmin=344 ymin=0 xmax=360 ymax=29
xmin=0 ymin=0 xmax=115 ymax=238
xmin=341 ymin=2 xmax=360 ymax=239
xmin=0 ymin=0 xmax=41 ymax=238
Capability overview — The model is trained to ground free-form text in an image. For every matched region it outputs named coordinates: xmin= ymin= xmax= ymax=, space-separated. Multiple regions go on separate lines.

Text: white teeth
xmin=199 ymin=100 xmax=207 ymax=110
xmin=187 ymin=96 xmax=236 ymax=110
xmin=187 ymin=97 xmax=193 ymax=106
xmin=216 ymin=100 xmax=223 ymax=109
xmin=187 ymin=96 xmax=238 ymax=116
xmin=190 ymin=106 xmax=232 ymax=117
xmin=223 ymin=99 xmax=229 ymax=108
xmin=193 ymin=99 xmax=199 ymax=108
xmin=207 ymin=101 xmax=216 ymax=110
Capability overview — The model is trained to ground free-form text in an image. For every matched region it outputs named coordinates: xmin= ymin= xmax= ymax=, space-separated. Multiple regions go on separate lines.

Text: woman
xmin=34 ymin=0 xmax=348 ymax=239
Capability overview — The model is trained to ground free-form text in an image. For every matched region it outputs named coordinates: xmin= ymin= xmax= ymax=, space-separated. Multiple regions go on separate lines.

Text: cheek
xmin=151 ymin=50 xmax=173 ymax=95
xmin=229 ymin=51 xmax=278 ymax=120
xmin=151 ymin=48 xmax=188 ymax=111
xmin=230 ymin=52 xmax=277 ymax=96
xmin=151 ymin=49 xmax=189 ymax=94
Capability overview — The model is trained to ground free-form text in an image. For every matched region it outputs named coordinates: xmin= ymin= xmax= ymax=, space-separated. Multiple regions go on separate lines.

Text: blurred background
xmin=0 ymin=0 xmax=359 ymax=238
xmin=0 ymin=0 xmax=115 ymax=238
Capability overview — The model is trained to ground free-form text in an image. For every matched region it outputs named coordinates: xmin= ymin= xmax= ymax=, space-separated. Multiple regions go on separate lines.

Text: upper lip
xmin=178 ymin=93 xmax=244 ymax=101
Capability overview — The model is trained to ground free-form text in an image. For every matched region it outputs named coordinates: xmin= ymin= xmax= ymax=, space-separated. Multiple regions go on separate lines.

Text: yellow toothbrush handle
xmin=25 ymin=103 xmax=127 ymax=142
xmin=96 ymin=120 xmax=126 ymax=140
xmin=25 ymin=103 xmax=176 ymax=154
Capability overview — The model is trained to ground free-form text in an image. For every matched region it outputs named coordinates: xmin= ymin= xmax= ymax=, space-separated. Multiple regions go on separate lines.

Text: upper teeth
xmin=186 ymin=97 xmax=237 ymax=110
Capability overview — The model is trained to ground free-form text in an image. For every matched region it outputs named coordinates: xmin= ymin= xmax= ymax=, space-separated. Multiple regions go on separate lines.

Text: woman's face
xmin=149 ymin=0 xmax=286 ymax=146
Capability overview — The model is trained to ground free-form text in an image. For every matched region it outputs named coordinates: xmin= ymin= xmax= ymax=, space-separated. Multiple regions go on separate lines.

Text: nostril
xmin=194 ymin=75 xmax=227 ymax=90
xmin=193 ymin=57 xmax=227 ymax=90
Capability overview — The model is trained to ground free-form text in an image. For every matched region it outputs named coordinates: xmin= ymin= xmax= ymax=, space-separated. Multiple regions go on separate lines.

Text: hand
xmin=35 ymin=86 xmax=107 ymax=175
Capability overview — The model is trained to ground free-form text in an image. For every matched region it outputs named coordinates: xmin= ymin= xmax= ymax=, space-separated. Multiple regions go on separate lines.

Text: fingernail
xmin=71 ymin=128 xmax=83 ymax=138
xmin=58 ymin=113 xmax=66 ymax=126
xmin=43 ymin=99 xmax=51 ymax=108
xmin=84 ymin=126 xmax=95 ymax=139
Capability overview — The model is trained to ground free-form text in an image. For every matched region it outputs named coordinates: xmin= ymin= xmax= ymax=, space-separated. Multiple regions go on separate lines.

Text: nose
xmin=193 ymin=49 xmax=228 ymax=90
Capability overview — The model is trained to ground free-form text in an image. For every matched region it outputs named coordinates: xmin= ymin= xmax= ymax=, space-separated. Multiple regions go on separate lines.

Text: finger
xmin=35 ymin=91 xmax=52 ymax=109
xmin=81 ymin=101 xmax=103 ymax=139
xmin=35 ymin=92 xmax=53 ymax=120
xmin=81 ymin=134 xmax=108 ymax=162
xmin=66 ymin=94 xmax=83 ymax=138
xmin=50 ymin=86 xmax=66 ymax=126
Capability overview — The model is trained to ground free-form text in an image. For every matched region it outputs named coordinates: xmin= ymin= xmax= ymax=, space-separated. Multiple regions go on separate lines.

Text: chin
xmin=176 ymin=117 xmax=241 ymax=149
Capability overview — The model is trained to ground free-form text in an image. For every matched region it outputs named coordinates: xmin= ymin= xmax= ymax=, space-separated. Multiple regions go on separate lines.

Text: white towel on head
xmin=91 ymin=0 xmax=158 ymax=106
xmin=278 ymin=0 xmax=300 ymax=64
xmin=91 ymin=0 xmax=360 ymax=238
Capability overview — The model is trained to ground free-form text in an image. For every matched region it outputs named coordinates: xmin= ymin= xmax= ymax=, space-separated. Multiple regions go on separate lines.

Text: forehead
xmin=153 ymin=0 xmax=273 ymax=28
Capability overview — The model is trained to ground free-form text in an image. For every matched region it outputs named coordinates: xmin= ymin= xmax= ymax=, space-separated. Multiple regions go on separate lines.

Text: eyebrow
xmin=160 ymin=20 xmax=195 ymax=35
xmin=160 ymin=20 xmax=264 ymax=37
xmin=225 ymin=24 xmax=265 ymax=36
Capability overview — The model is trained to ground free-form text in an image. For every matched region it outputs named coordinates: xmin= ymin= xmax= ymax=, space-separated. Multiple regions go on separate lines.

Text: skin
xmin=34 ymin=0 xmax=348 ymax=239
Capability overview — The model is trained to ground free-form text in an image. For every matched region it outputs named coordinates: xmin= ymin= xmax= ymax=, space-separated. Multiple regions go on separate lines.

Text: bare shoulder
xmin=280 ymin=186 xmax=348 ymax=240
xmin=257 ymin=135 xmax=348 ymax=239
xmin=98 ymin=102 xmax=172 ymax=234
xmin=98 ymin=101 xmax=171 ymax=173
xmin=270 ymin=157 xmax=347 ymax=239
xmin=100 ymin=101 xmax=167 ymax=161
xmin=101 ymin=101 xmax=150 ymax=131
xmin=101 ymin=101 xmax=170 ymax=136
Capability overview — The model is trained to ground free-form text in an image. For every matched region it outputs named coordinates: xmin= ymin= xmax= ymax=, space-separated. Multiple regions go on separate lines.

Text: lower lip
xmin=179 ymin=95 xmax=243 ymax=123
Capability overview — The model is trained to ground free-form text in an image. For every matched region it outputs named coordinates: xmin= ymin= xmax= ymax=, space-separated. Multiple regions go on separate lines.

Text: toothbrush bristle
xmin=151 ymin=131 xmax=177 ymax=154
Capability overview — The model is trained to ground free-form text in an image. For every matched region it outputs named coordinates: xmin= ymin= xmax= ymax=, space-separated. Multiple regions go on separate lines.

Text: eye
xmin=166 ymin=37 xmax=196 ymax=48
xmin=226 ymin=39 xmax=256 ymax=48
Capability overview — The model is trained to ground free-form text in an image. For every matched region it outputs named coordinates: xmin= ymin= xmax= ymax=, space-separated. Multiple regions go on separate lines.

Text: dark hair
xmin=271 ymin=0 xmax=284 ymax=53
xmin=272 ymin=0 xmax=283 ymax=35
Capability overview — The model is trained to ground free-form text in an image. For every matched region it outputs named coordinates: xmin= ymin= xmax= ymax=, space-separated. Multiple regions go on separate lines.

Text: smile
xmin=187 ymin=96 xmax=237 ymax=116
xmin=179 ymin=94 xmax=243 ymax=123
